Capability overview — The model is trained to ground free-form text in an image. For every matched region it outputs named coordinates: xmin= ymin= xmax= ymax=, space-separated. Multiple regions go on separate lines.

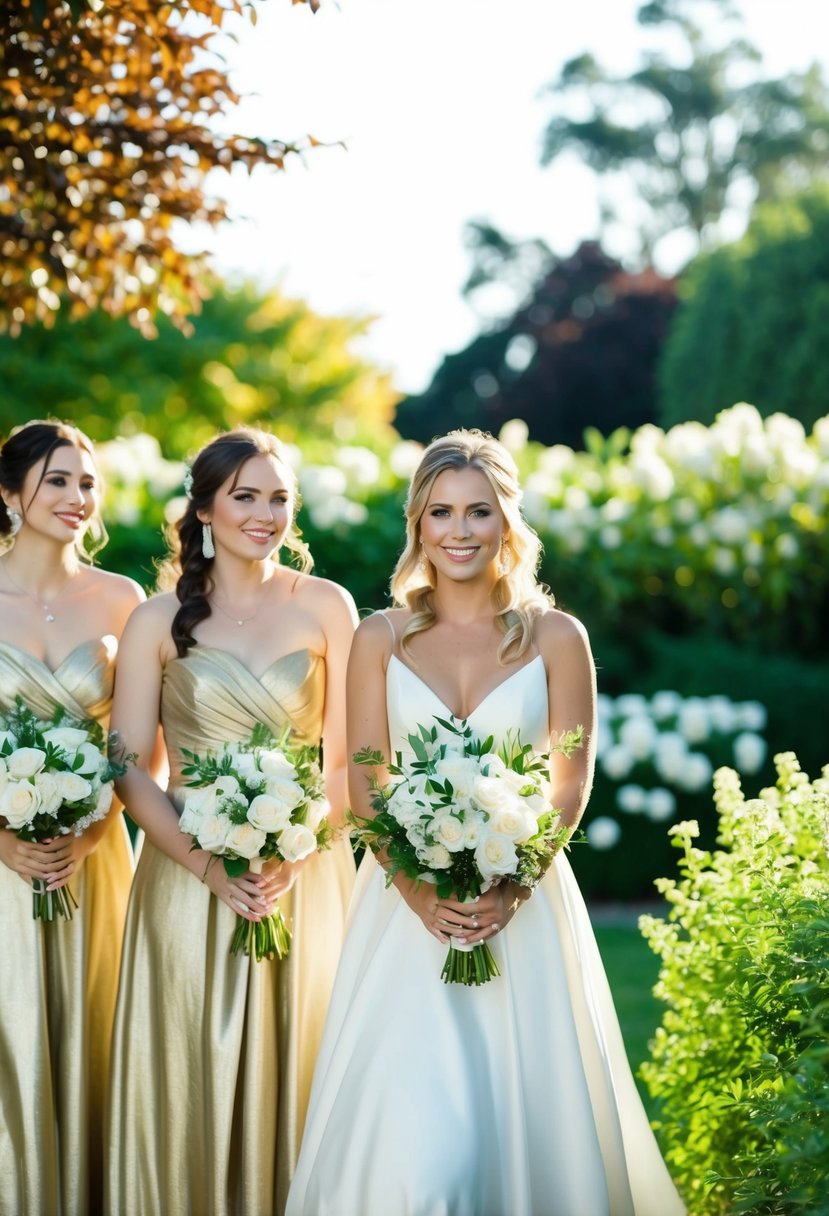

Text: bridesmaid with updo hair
xmin=0 ymin=419 xmax=144 ymax=1216
xmin=106 ymin=426 xmax=357 ymax=1216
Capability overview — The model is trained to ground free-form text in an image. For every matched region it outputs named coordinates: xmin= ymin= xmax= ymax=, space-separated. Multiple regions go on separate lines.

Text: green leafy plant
xmin=639 ymin=754 xmax=829 ymax=1214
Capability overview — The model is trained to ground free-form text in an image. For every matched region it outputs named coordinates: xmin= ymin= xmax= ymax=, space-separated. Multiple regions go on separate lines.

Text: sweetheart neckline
xmin=0 ymin=636 xmax=114 ymax=678
xmin=168 ymin=645 xmax=316 ymax=684
xmin=388 ymin=652 xmax=545 ymax=722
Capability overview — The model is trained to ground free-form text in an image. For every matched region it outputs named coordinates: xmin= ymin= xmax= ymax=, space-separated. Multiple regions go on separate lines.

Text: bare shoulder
xmin=291 ymin=570 xmax=357 ymax=621
xmin=84 ymin=566 xmax=146 ymax=609
xmin=121 ymin=590 xmax=178 ymax=643
xmin=534 ymin=607 xmax=592 ymax=660
xmin=352 ymin=609 xmax=401 ymax=659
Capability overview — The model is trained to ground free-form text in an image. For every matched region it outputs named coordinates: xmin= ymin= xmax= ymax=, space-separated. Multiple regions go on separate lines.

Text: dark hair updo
xmin=165 ymin=427 xmax=312 ymax=657
xmin=0 ymin=419 xmax=106 ymax=557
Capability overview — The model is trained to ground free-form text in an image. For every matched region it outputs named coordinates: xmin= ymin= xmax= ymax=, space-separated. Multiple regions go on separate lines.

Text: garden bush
xmin=639 ymin=755 xmax=829 ymax=1214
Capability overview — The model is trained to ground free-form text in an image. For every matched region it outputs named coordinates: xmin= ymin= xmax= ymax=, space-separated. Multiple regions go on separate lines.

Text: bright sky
xmin=199 ymin=0 xmax=826 ymax=395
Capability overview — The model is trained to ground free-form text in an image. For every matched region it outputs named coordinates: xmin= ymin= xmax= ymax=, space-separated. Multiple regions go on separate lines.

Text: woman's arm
xmin=318 ymin=581 xmax=359 ymax=826
xmin=110 ymin=599 xmax=269 ymax=921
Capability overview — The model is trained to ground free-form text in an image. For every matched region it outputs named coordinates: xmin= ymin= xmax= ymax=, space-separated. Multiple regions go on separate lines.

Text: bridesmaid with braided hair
xmin=105 ymin=428 xmax=357 ymax=1216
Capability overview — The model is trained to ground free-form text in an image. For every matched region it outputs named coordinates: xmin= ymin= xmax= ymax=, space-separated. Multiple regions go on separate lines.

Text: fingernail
xmin=491 ymin=924 xmax=499 ymax=931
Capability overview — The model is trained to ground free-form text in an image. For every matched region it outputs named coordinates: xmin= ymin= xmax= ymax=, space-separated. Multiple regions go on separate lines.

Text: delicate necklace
xmin=211 ymin=594 xmax=265 ymax=628
xmin=3 ymin=563 xmax=74 ymax=623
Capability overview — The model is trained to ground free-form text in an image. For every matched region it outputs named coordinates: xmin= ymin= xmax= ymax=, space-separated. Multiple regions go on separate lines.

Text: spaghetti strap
xmin=376 ymin=610 xmax=397 ymax=648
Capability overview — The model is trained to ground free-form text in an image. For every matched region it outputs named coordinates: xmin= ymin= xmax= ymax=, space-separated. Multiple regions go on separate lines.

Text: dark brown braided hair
xmin=161 ymin=428 xmax=312 ymax=658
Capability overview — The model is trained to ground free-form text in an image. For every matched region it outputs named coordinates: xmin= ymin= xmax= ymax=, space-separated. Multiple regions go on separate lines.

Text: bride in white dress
xmin=286 ymin=429 xmax=685 ymax=1216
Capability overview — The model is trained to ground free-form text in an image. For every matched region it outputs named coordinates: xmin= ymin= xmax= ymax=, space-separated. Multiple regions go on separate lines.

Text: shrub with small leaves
xmin=639 ymin=754 xmax=829 ymax=1214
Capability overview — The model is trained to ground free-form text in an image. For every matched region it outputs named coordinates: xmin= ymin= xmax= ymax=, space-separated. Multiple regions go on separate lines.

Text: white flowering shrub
xmin=571 ymin=690 xmax=770 ymax=900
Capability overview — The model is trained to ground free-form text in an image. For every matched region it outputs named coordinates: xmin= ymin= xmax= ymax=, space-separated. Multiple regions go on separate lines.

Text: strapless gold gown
xmin=106 ymin=647 xmax=355 ymax=1216
xmin=0 ymin=639 xmax=134 ymax=1216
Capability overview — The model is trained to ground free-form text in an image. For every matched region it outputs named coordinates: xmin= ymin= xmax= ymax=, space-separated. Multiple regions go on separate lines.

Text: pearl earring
xmin=202 ymin=522 xmax=215 ymax=559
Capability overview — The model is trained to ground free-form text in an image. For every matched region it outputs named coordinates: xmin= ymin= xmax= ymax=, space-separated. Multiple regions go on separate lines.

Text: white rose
xmin=406 ymin=822 xmax=427 ymax=849
xmin=474 ymin=832 xmax=519 ymax=880
xmin=178 ymin=803 xmax=198 ymax=835
xmin=305 ymin=799 xmax=329 ymax=830
xmin=463 ymin=816 xmax=485 ymax=847
xmin=248 ymin=793 xmax=293 ymax=833
xmin=430 ymin=811 xmax=467 ymax=853
xmin=42 ymin=726 xmax=88 ymax=752
xmin=196 ymin=813 xmax=231 ymax=853
xmin=75 ymin=742 xmax=105 ymax=776
xmin=432 ymin=753 xmax=480 ymax=800
xmin=227 ymin=751 xmax=258 ymax=781
xmin=480 ymin=753 xmax=506 ymax=777
xmin=487 ymin=805 xmax=537 ymax=843
xmin=471 ymin=774 xmax=521 ymax=817
xmin=258 ymin=750 xmax=298 ymax=779
xmin=0 ymin=780 xmax=41 ymax=828
xmin=0 ymin=768 xmax=8 ymax=795
xmin=57 ymin=772 xmax=93 ymax=803
xmin=213 ymin=775 xmax=240 ymax=799
xmin=225 ymin=821 xmax=267 ymax=860
xmin=277 ymin=823 xmax=317 ymax=862
xmin=263 ymin=775 xmax=304 ymax=813
xmin=93 ymin=782 xmax=114 ymax=818
xmin=34 ymin=770 xmax=64 ymax=818
xmin=419 ymin=842 xmax=452 ymax=870
xmin=8 ymin=747 xmax=47 ymax=780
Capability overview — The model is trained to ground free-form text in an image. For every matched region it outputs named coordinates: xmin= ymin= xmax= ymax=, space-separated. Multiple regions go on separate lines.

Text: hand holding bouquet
xmin=0 ymin=699 xmax=129 ymax=922
xmin=352 ymin=715 xmax=583 ymax=986
xmin=179 ymin=722 xmax=330 ymax=962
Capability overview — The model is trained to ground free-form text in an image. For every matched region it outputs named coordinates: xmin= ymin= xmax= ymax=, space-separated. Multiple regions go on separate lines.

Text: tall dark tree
xmin=395 ymin=241 xmax=677 ymax=449
xmin=540 ymin=0 xmax=829 ymax=259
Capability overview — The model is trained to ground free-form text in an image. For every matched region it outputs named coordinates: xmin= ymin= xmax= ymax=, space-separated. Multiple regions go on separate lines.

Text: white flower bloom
xmin=182 ymin=786 xmax=218 ymax=824
xmin=678 ymin=699 xmax=711 ymax=744
xmin=733 ymin=732 xmax=767 ymax=775
xmin=712 ymin=547 xmax=737 ymax=576
xmin=616 ymin=784 xmax=647 ymax=814
xmin=599 ymin=525 xmax=623 ymax=550
xmin=614 ymin=694 xmax=649 ymax=718
xmin=387 ymin=781 xmax=428 ymax=827
xmin=305 ymin=799 xmax=329 ymax=830
xmin=0 ymin=780 xmax=41 ymax=828
xmin=248 ymin=793 xmax=293 ymax=833
xmin=420 ymin=842 xmax=453 ymax=870
xmin=645 ymin=788 xmax=676 ymax=822
xmin=8 ymin=747 xmax=47 ymax=780
xmin=224 ymin=822 xmax=267 ymax=860
xmin=710 ymin=507 xmax=750 ymax=545
xmin=735 ymin=701 xmax=767 ymax=732
xmin=261 ymin=775 xmax=304 ymax=814
xmin=277 ymin=823 xmax=317 ymax=862
xmin=650 ymin=690 xmax=683 ymax=721
xmin=672 ymin=496 xmax=700 ymax=524
xmin=775 ymin=533 xmax=799 ymax=560
xmin=471 ymin=774 xmax=521 ymax=817
xmin=433 ymin=753 xmax=481 ymax=800
xmin=675 ymin=752 xmax=713 ymax=793
xmin=309 ymin=496 xmax=368 ymax=530
xmin=600 ymin=744 xmax=635 ymax=781
xmin=336 ymin=446 xmax=381 ymax=488
xmin=618 ymin=715 xmax=658 ymax=762
xmin=42 ymin=726 xmax=89 ymax=752
xmin=498 ymin=418 xmax=529 ymax=452
xmin=34 ymin=770 xmax=64 ymax=818
xmin=463 ymin=815 xmax=486 ymax=847
xmin=58 ymin=772 xmax=93 ymax=803
xmin=92 ymin=781 xmax=113 ymax=819
xmin=430 ymin=811 xmax=467 ymax=853
xmin=75 ymin=742 xmax=105 ymax=776
xmin=299 ymin=464 xmax=348 ymax=504
xmin=486 ymin=805 xmax=537 ymax=843
xmin=586 ymin=817 xmax=621 ymax=850
xmin=707 ymin=696 xmax=738 ymax=734
xmin=214 ymin=775 xmax=240 ymax=799
xmin=743 ymin=540 xmax=764 ymax=566
xmin=389 ymin=441 xmax=424 ymax=480
xmin=474 ymin=832 xmax=519 ymax=880
xmin=226 ymin=751 xmax=259 ymax=781
xmin=257 ymin=750 xmax=297 ymax=779
xmin=196 ymin=813 xmax=231 ymax=852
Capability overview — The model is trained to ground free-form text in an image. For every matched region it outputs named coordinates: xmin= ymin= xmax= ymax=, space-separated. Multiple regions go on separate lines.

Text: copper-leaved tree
xmin=0 ymin=0 xmax=318 ymax=335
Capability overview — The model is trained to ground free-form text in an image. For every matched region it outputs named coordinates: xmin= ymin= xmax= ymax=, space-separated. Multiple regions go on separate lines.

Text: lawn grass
xmin=591 ymin=908 xmax=665 ymax=1117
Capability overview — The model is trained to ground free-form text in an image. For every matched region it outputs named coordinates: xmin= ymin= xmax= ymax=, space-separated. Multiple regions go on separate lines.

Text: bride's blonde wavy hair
xmin=391 ymin=429 xmax=553 ymax=663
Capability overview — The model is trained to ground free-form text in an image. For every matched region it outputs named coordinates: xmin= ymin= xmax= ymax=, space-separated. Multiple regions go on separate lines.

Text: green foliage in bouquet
xmin=639 ymin=754 xmax=829 ymax=1214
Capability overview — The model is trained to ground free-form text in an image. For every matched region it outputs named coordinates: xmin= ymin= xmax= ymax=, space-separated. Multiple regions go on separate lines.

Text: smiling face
xmin=5 ymin=441 xmax=100 ymax=546
xmin=199 ymin=453 xmax=293 ymax=561
xmin=418 ymin=466 xmax=506 ymax=583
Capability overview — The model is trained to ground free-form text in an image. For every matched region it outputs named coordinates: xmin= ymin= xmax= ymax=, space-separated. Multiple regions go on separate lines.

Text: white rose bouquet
xmin=0 ymin=699 xmax=129 ymax=922
xmin=352 ymin=716 xmax=583 ymax=986
xmin=178 ymin=722 xmax=330 ymax=962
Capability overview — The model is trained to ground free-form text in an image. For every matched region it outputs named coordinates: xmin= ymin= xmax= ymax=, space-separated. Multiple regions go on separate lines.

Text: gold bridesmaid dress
xmin=106 ymin=647 xmax=355 ymax=1216
xmin=0 ymin=639 xmax=134 ymax=1216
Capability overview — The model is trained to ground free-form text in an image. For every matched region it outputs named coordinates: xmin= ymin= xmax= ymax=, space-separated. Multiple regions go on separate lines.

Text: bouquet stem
xmin=31 ymin=877 xmax=78 ymax=923
xmin=441 ymin=939 xmax=500 ymax=986
xmin=230 ymin=907 xmax=292 ymax=962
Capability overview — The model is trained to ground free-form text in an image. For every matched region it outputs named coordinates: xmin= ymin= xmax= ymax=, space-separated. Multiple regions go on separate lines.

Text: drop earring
xmin=202 ymin=522 xmax=215 ymax=559
xmin=498 ymin=542 xmax=511 ymax=577
xmin=418 ymin=542 xmax=427 ymax=574
xmin=6 ymin=508 xmax=21 ymax=536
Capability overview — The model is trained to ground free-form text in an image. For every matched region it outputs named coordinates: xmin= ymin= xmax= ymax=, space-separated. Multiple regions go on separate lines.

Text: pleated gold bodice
xmin=161 ymin=646 xmax=325 ymax=789
xmin=0 ymin=637 xmax=134 ymax=1216
xmin=107 ymin=643 xmax=355 ymax=1216
xmin=0 ymin=635 xmax=117 ymax=723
